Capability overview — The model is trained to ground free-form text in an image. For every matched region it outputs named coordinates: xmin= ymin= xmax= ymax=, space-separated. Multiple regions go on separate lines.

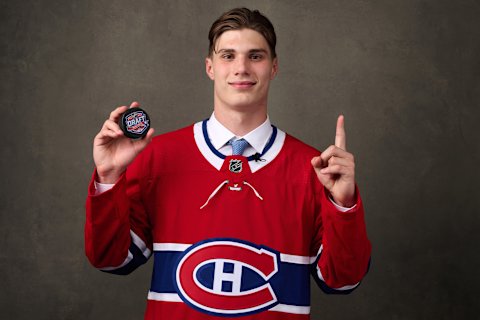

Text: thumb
xmin=311 ymin=156 xmax=333 ymax=189
xmin=311 ymin=156 xmax=325 ymax=169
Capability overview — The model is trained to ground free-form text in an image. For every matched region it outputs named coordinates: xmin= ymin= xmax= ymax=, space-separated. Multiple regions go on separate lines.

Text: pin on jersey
xmin=119 ymin=107 xmax=151 ymax=139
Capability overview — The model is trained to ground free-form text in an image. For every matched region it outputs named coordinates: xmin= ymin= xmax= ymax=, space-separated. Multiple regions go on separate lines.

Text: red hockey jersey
xmin=85 ymin=120 xmax=371 ymax=319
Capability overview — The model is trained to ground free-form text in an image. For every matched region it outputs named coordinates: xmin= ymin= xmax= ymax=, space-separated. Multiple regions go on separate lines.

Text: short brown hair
xmin=208 ymin=8 xmax=277 ymax=58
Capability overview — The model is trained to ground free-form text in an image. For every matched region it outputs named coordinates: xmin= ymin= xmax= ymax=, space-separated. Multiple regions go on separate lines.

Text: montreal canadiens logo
xmin=125 ymin=111 xmax=149 ymax=134
xmin=175 ymin=239 xmax=279 ymax=317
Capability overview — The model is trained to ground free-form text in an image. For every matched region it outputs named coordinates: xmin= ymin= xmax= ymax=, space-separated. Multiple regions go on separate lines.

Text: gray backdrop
xmin=1 ymin=0 xmax=479 ymax=319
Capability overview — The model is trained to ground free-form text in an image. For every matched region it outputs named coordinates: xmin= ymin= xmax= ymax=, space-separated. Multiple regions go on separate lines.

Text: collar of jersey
xmin=207 ymin=112 xmax=273 ymax=153
xmin=193 ymin=119 xmax=286 ymax=173
xmin=202 ymin=119 xmax=277 ymax=161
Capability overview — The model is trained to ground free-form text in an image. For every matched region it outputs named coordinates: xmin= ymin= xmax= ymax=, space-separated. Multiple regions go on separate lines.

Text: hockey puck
xmin=118 ymin=107 xmax=151 ymax=139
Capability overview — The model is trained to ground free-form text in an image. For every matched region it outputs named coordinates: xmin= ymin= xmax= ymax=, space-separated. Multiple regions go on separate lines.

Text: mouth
xmin=228 ymin=81 xmax=257 ymax=89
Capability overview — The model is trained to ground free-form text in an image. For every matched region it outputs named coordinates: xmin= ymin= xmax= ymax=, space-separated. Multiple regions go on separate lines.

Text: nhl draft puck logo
xmin=229 ymin=159 xmax=243 ymax=173
xmin=125 ymin=111 xmax=149 ymax=134
xmin=119 ymin=107 xmax=150 ymax=139
xmin=175 ymin=239 xmax=279 ymax=317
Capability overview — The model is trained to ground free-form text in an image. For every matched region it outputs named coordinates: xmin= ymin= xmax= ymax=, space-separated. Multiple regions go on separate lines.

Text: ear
xmin=205 ymin=57 xmax=215 ymax=80
xmin=270 ymin=57 xmax=278 ymax=80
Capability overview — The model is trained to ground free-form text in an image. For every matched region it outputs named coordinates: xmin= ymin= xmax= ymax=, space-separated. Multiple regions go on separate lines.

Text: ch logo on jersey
xmin=175 ymin=239 xmax=279 ymax=317
xmin=229 ymin=159 xmax=243 ymax=173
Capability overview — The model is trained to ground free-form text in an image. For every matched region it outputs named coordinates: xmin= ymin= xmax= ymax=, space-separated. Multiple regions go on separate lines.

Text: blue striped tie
xmin=231 ymin=138 xmax=249 ymax=155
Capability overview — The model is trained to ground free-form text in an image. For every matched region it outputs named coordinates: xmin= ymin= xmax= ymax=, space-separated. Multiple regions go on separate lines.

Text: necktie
xmin=231 ymin=138 xmax=249 ymax=155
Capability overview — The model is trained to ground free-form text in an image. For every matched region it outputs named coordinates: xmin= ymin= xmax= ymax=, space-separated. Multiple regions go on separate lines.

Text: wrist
xmin=333 ymin=197 xmax=356 ymax=208
xmin=96 ymin=169 xmax=123 ymax=184
xmin=331 ymin=187 xmax=356 ymax=208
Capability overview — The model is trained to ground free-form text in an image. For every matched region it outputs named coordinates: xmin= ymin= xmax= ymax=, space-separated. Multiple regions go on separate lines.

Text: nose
xmin=234 ymin=55 xmax=250 ymax=76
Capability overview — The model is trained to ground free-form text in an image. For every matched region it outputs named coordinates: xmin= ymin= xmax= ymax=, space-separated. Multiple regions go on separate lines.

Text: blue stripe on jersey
xmin=149 ymin=250 xmax=311 ymax=307
xmin=310 ymin=251 xmax=370 ymax=294
xmin=150 ymin=251 xmax=180 ymax=293
xmin=101 ymin=241 xmax=149 ymax=275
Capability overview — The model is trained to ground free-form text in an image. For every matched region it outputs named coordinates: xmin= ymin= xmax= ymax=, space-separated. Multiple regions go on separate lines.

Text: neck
xmin=213 ymin=106 xmax=267 ymax=136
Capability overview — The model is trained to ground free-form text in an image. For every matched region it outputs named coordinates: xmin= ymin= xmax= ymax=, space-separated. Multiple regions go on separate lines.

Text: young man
xmin=86 ymin=8 xmax=371 ymax=319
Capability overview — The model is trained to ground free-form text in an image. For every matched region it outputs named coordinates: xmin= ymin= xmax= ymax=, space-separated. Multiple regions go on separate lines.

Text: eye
xmin=250 ymin=53 xmax=264 ymax=61
xmin=221 ymin=53 xmax=234 ymax=60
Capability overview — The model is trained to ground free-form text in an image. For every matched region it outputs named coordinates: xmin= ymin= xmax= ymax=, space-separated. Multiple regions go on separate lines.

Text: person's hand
xmin=311 ymin=115 xmax=356 ymax=207
xmin=93 ymin=101 xmax=154 ymax=183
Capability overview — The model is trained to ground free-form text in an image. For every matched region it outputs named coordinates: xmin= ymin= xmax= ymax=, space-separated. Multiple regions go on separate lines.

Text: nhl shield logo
xmin=229 ymin=159 xmax=243 ymax=173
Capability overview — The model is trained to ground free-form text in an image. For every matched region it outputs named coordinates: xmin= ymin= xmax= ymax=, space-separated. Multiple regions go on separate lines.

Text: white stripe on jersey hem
xmin=153 ymin=243 xmax=191 ymax=251
xmin=100 ymin=250 xmax=133 ymax=271
xmin=131 ymin=230 xmax=151 ymax=258
xmin=193 ymin=121 xmax=286 ymax=173
xmin=316 ymin=266 xmax=360 ymax=291
xmin=153 ymin=243 xmax=316 ymax=265
xmin=269 ymin=304 xmax=310 ymax=315
xmin=148 ymin=291 xmax=183 ymax=302
xmin=280 ymin=253 xmax=316 ymax=265
xmin=315 ymin=245 xmax=360 ymax=291
xmin=147 ymin=292 xmax=310 ymax=315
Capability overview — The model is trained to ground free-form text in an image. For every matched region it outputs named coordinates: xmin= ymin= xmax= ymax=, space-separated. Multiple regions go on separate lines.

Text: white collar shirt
xmin=208 ymin=112 xmax=273 ymax=157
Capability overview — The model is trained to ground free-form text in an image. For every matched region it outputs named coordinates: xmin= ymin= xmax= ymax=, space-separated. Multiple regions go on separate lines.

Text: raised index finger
xmin=335 ymin=115 xmax=347 ymax=150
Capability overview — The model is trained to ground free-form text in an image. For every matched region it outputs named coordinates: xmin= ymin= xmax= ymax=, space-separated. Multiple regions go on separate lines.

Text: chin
xmin=227 ymin=99 xmax=261 ymax=110
xmin=229 ymin=94 xmax=263 ymax=107
xmin=216 ymin=91 xmax=266 ymax=111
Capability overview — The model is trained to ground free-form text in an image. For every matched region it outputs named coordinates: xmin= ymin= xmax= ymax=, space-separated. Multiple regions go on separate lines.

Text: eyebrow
xmin=215 ymin=48 xmax=269 ymax=55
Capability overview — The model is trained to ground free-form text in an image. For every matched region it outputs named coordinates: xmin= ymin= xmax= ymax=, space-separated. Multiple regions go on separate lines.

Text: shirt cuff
xmin=94 ymin=181 xmax=115 ymax=195
xmin=329 ymin=196 xmax=357 ymax=212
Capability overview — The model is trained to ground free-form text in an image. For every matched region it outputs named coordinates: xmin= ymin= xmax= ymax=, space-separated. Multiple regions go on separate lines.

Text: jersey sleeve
xmin=84 ymin=152 xmax=153 ymax=275
xmin=310 ymin=172 xmax=371 ymax=294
